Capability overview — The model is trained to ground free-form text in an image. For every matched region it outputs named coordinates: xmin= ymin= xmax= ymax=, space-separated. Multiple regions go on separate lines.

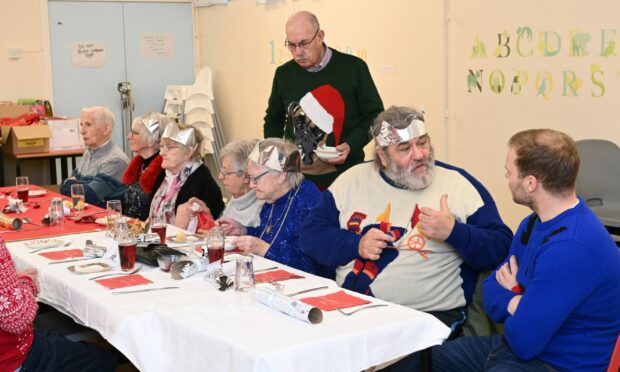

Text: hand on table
xmin=233 ymin=236 xmax=269 ymax=257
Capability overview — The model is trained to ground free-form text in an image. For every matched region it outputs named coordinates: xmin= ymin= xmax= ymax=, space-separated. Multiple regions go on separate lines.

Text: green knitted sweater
xmin=263 ymin=48 xmax=383 ymax=176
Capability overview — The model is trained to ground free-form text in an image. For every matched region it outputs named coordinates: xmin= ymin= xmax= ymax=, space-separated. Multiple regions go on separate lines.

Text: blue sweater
xmin=247 ymin=180 xmax=331 ymax=278
xmin=301 ymin=161 xmax=512 ymax=309
xmin=483 ymin=199 xmax=620 ymax=371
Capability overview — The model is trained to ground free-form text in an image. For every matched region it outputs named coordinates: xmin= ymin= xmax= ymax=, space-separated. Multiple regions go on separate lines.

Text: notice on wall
xmin=71 ymin=42 xmax=106 ymax=68
xmin=141 ymin=33 xmax=175 ymax=58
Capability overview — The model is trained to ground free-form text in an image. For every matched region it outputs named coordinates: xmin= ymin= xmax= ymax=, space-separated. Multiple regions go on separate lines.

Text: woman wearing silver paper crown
xmin=121 ymin=113 xmax=169 ymax=221
xmin=176 ymin=139 xmax=264 ymax=230
xmin=149 ymin=123 xmax=224 ymax=225
xmin=218 ymin=138 xmax=333 ymax=278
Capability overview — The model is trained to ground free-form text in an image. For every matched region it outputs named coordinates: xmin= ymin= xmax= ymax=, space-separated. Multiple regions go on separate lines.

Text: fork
xmin=30 ymin=241 xmax=71 ymax=254
xmin=88 ymin=265 xmax=142 ymax=280
xmin=337 ymin=304 xmax=389 ymax=316
xmin=22 ymin=217 xmax=42 ymax=226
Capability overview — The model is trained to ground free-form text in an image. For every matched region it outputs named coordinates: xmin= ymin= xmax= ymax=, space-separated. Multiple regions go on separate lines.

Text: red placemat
xmin=300 ymin=290 xmax=371 ymax=311
xmin=254 ymin=269 xmax=304 ymax=283
xmin=0 ymin=185 xmax=106 ymax=242
xmin=39 ymin=249 xmax=84 ymax=260
xmin=95 ymin=274 xmax=153 ymax=289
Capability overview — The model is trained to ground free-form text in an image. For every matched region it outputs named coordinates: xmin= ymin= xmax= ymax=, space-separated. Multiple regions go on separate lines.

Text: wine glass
xmin=106 ymin=200 xmax=123 ymax=237
xmin=70 ymin=184 xmax=86 ymax=216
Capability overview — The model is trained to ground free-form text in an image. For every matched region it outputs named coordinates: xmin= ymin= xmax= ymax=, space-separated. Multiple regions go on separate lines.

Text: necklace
xmin=260 ymin=185 xmax=301 ymax=243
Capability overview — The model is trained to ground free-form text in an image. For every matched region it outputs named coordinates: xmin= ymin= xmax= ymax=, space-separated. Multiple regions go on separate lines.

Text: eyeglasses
xmin=284 ymin=28 xmax=319 ymax=51
xmin=248 ymin=170 xmax=272 ymax=184
xmin=219 ymin=169 xmax=243 ymax=178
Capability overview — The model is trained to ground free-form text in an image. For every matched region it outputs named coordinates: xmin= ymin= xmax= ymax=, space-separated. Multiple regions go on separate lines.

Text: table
xmin=7 ymin=226 xmax=451 ymax=372
xmin=0 ymin=185 xmax=106 ymax=241
xmin=3 ymin=148 xmax=84 ymax=185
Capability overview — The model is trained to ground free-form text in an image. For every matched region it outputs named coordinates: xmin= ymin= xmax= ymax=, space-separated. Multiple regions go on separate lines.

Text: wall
xmin=194 ymin=0 xmax=447 ymax=157
xmin=447 ymin=0 xmax=620 ymax=228
xmin=0 ymin=0 xmax=50 ymax=102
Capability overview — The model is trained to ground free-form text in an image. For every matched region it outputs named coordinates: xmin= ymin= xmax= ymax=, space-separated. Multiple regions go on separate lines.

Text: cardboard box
xmin=46 ymin=119 xmax=84 ymax=151
xmin=0 ymin=104 xmax=33 ymax=119
xmin=0 ymin=125 xmax=52 ymax=155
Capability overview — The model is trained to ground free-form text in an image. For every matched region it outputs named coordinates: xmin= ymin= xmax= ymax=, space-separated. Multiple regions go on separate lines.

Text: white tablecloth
xmin=7 ymin=228 xmax=450 ymax=372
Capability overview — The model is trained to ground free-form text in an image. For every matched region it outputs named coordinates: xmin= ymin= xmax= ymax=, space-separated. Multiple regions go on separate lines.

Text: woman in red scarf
xmin=122 ymin=113 xmax=168 ymax=221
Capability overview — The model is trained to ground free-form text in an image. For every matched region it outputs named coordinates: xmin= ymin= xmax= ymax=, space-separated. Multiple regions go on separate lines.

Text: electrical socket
xmin=7 ymin=48 xmax=21 ymax=60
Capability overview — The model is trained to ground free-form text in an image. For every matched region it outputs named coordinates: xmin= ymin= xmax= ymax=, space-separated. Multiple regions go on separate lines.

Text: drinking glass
xmin=234 ymin=255 xmax=255 ymax=304
xmin=70 ymin=184 xmax=86 ymax=216
xmin=150 ymin=210 xmax=169 ymax=243
xmin=206 ymin=226 xmax=225 ymax=264
xmin=106 ymin=200 xmax=123 ymax=237
xmin=16 ymin=176 xmax=29 ymax=203
xmin=115 ymin=220 xmax=136 ymax=271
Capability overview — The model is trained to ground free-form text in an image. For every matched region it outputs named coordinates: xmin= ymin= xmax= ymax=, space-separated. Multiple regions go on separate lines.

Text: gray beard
xmin=385 ymin=156 xmax=435 ymax=190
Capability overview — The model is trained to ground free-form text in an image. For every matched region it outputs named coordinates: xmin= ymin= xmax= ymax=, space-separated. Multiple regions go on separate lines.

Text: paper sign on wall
xmin=141 ymin=33 xmax=175 ymax=58
xmin=72 ymin=42 xmax=106 ymax=68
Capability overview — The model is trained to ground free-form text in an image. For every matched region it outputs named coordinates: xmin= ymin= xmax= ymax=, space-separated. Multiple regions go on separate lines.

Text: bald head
xmin=286 ymin=11 xmax=319 ymax=31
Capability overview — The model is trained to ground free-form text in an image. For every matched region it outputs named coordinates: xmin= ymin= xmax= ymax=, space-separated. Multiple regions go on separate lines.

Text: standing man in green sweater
xmin=263 ymin=11 xmax=384 ymax=189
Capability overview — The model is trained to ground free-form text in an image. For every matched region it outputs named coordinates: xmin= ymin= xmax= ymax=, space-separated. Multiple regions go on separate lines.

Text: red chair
xmin=608 ymin=333 xmax=620 ymax=372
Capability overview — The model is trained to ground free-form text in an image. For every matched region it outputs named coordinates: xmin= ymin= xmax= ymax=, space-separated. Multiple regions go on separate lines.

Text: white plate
xmin=224 ymin=236 xmax=236 ymax=251
xmin=316 ymin=151 xmax=341 ymax=160
xmin=28 ymin=190 xmax=47 ymax=197
xmin=168 ymin=234 xmax=201 ymax=243
xmin=95 ymin=216 xmax=129 ymax=226
xmin=24 ymin=239 xmax=65 ymax=250
xmin=67 ymin=262 xmax=112 ymax=274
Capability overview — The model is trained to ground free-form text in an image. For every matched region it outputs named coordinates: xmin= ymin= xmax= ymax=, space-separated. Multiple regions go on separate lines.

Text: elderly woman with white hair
xmin=219 ymin=138 xmax=332 ymax=278
xmin=176 ymin=139 xmax=264 ymax=230
xmin=149 ymin=123 xmax=224 ymax=225
xmin=121 ymin=112 xmax=169 ymax=220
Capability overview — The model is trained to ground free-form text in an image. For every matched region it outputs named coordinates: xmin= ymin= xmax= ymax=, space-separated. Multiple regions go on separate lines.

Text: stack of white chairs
xmin=162 ymin=67 xmax=225 ymax=171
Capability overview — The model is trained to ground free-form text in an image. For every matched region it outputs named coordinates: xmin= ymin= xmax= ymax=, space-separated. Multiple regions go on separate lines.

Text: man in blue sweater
xmin=301 ymin=106 xmax=512 ymax=334
xmin=392 ymin=129 xmax=620 ymax=371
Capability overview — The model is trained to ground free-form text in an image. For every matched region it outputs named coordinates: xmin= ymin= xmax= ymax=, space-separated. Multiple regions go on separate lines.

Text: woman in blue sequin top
xmin=219 ymin=138 xmax=333 ymax=279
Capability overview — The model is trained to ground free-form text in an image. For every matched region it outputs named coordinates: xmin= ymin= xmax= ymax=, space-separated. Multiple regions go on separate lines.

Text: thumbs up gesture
xmin=418 ymin=194 xmax=456 ymax=241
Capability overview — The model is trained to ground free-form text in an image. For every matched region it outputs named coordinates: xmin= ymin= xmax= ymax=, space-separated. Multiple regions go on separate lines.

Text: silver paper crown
xmin=375 ymin=118 xmax=426 ymax=147
xmin=248 ymin=140 xmax=301 ymax=172
xmin=141 ymin=118 xmax=161 ymax=140
xmin=161 ymin=123 xmax=196 ymax=147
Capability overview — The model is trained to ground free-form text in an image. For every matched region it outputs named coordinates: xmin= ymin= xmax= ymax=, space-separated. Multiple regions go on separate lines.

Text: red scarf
xmin=122 ymin=155 xmax=163 ymax=195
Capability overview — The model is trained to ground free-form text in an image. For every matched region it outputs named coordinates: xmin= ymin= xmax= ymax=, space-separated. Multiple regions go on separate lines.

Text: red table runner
xmin=0 ymin=185 xmax=106 ymax=242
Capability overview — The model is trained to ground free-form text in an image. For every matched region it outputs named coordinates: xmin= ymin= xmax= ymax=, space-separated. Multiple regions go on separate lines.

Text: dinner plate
xmin=24 ymin=239 xmax=65 ymax=250
xmin=167 ymin=234 xmax=201 ymax=243
xmin=95 ymin=216 xmax=129 ymax=226
xmin=28 ymin=190 xmax=47 ymax=197
xmin=67 ymin=262 xmax=112 ymax=274
xmin=316 ymin=151 xmax=341 ymax=160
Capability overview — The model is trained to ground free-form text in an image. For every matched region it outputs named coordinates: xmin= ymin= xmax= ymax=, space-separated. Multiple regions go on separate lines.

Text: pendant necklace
xmin=260 ymin=185 xmax=301 ymax=242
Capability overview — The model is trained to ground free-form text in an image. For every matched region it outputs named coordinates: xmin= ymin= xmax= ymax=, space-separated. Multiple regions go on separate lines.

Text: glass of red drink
xmin=150 ymin=210 xmax=168 ymax=243
xmin=16 ymin=176 xmax=29 ymax=203
xmin=118 ymin=241 xmax=137 ymax=271
xmin=206 ymin=226 xmax=225 ymax=264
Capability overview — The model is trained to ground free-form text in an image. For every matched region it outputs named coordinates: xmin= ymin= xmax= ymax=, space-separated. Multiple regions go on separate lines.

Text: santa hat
xmin=299 ymin=85 xmax=345 ymax=145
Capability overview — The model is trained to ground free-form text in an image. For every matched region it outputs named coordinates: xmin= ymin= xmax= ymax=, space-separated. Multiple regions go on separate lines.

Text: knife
xmin=254 ymin=266 xmax=278 ymax=273
xmin=111 ymin=286 xmax=180 ymax=295
xmin=49 ymin=257 xmax=97 ymax=265
xmin=285 ymin=285 xmax=329 ymax=297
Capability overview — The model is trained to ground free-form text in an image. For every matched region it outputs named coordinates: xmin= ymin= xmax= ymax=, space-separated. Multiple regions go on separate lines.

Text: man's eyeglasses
xmin=284 ymin=28 xmax=319 ymax=51
xmin=219 ymin=169 xmax=243 ymax=178
xmin=248 ymin=170 xmax=272 ymax=184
